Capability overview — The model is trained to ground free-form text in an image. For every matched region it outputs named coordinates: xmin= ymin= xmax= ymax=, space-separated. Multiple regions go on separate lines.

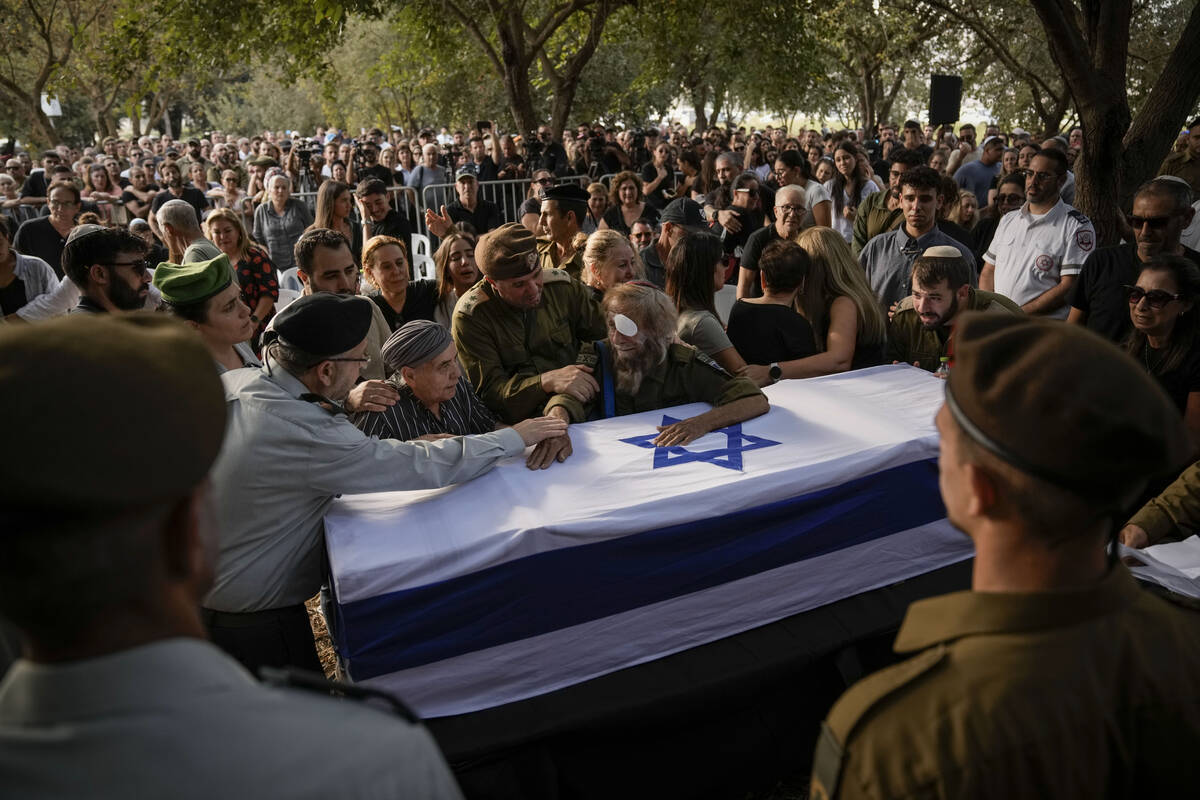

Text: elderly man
xmin=207 ymin=293 xmax=565 ymax=673
xmin=981 ymin=148 xmax=1095 ymax=318
xmin=642 ymin=197 xmax=707 ymax=288
xmin=534 ymin=183 xmax=590 ymax=279
xmin=545 ymin=282 xmax=768 ymax=440
xmin=0 ymin=314 xmax=466 ymax=798
xmin=811 ymin=314 xmax=1200 ymax=799
xmin=452 ymin=223 xmax=606 ymax=466
xmin=736 ymin=183 xmax=807 ymax=299
xmin=352 ymin=319 xmax=498 ymax=442
xmin=888 ymin=246 xmax=1021 ymax=371
xmin=860 ymin=167 xmax=976 ymax=310
xmin=157 ymin=198 xmax=221 ymax=264
xmin=1068 ymin=177 xmax=1199 ymax=342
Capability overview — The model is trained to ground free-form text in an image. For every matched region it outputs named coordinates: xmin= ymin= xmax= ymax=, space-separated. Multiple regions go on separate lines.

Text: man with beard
xmin=702 ymin=152 xmax=742 ymax=233
xmin=452 ymin=223 xmax=606 ymax=466
xmin=888 ymin=246 xmax=1021 ymax=372
xmin=1068 ymin=177 xmax=1199 ymax=342
xmin=860 ymin=167 xmax=976 ymax=310
xmin=206 ymin=144 xmax=247 ymax=188
xmin=544 ymin=282 xmax=767 ymax=437
xmin=149 ymin=161 xmax=208 ymax=241
xmin=60 ymin=224 xmax=151 ymax=314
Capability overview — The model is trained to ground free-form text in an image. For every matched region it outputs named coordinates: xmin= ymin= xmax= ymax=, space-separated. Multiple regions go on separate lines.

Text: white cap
xmin=981 ymin=135 xmax=1004 ymax=148
xmin=922 ymin=245 xmax=963 ymax=259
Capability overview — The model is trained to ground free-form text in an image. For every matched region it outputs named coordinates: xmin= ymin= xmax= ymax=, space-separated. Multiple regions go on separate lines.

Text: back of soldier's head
xmin=0 ymin=314 xmax=225 ymax=651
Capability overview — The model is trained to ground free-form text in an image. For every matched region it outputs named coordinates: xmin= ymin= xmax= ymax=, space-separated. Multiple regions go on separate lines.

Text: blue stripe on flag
xmin=335 ymin=458 xmax=946 ymax=680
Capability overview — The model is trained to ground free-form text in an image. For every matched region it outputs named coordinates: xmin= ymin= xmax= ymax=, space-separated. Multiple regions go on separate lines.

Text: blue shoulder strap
xmin=593 ymin=340 xmax=616 ymax=420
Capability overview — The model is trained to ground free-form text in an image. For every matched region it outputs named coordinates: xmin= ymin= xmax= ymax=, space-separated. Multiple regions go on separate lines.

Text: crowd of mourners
xmin=2 ymin=112 xmax=1200 ymax=798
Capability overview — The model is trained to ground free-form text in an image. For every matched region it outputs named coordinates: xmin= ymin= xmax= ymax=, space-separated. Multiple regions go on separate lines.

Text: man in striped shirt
xmin=352 ymin=319 xmax=496 ymax=441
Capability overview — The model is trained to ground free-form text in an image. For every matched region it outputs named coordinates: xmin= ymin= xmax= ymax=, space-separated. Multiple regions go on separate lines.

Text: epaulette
xmin=455 ymin=286 xmax=490 ymax=316
xmin=813 ymin=645 xmax=946 ymax=797
xmin=259 ymin=666 xmax=419 ymax=724
xmin=1066 ymin=208 xmax=1091 ymax=225
xmin=542 ymin=267 xmax=571 ymax=284
xmin=894 ymin=295 xmax=915 ymax=312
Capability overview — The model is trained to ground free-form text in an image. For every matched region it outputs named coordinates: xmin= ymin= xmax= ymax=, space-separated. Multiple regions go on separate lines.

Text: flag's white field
xmin=325 ymin=365 xmax=973 ymax=717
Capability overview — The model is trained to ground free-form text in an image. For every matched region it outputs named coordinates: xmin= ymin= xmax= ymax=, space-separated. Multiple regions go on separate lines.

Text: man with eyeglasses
xmin=970 ymin=172 xmax=1026 ymax=264
xmin=207 ymin=290 xmax=563 ymax=673
xmin=861 ymin=167 xmax=977 ymax=310
xmin=852 ymin=147 xmax=924 ymax=255
xmin=59 ymin=224 xmax=151 ymax=314
xmin=736 ymin=184 xmax=807 ymax=299
xmin=13 ymin=181 xmax=80 ymax=279
xmin=1068 ymin=177 xmax=1199 ymax=342
xmin=981 ymin=148 xmax=1096 ymax=319
xmin=773 ymin=150 xmax=832 ymax=229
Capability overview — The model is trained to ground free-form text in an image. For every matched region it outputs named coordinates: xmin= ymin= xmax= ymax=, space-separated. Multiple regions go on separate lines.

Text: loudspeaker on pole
xmin=929 ymin=75 xmax=963 ymax=126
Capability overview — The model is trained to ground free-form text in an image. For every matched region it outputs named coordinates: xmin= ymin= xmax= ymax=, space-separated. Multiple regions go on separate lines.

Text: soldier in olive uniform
xmin=1122 ymin=458 xmax=1200 ymax=548
xmin=545 ymin=282 xmax=768 ymax=443
xmin=536 ymin=183 xmax=590 ymax=280
xmin=811 ymin=314 xmax=1200 ymax=800
xmin=887 ymin=245 xmax=1021 ymax=372
xmin=452 ymin=222 xmax=607 ymax=467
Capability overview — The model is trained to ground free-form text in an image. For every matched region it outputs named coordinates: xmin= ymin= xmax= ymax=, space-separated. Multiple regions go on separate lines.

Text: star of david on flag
xmin=619 ymin=415 xmax=781 ymax=471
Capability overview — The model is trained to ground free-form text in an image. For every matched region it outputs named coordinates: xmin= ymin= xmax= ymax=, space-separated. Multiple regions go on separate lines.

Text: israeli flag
xmin=325 ymin=365 xmax=972 ymax=718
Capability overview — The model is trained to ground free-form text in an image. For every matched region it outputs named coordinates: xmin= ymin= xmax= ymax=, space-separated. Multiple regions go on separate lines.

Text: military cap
xmin=0 ymin=314 xmax=225 ymax=511
xmin=152 ymin=255 xmax=233 ymax=306
xmin=269 ymin=293 xmax=373 ymax=356
xmin=248 ymin=156 xmax=279 ymax=168
xmin=542 ymin=184 xmax=590 ymax=205
xmin=660 ymin=198 xmax=706 ymax=230
xmin=476 ymin=222 xmax=539 ymax=281
xmin=381 ymin=320 xmax=453 ymax=370
xmin=945 ymin=313 xmax=1189 ymax=505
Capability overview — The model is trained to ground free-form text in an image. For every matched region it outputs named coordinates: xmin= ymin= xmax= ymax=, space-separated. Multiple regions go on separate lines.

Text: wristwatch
xmin=769 ymin=362 xmax=782 ymax=383
xmin=249 ymin=313 xmax=260 ymax=325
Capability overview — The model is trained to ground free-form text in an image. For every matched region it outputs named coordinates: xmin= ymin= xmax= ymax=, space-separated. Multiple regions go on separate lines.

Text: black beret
xmin=945 ymin=313 xmax=1190 ymax=506
xmin=271 ymin=293 xmax=374 ymax=356
xmin=0 ymin=314 xmax=226 ymax=512
xmin=542 ymin=184 xmax=590 ymax=205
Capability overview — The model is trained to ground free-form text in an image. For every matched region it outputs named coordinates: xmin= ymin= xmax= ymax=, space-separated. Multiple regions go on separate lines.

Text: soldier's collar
xmin=893 ymin=565 xmax=1141 ymax=653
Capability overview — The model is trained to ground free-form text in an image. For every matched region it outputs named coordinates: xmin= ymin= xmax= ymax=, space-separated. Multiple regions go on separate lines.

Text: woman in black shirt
xmin=727 ymin=240 xmax=817 ymax=381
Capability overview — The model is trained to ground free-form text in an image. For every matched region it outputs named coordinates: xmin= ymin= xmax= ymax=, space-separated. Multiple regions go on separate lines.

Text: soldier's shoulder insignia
xmin=542 ymin=267 xmax=571 ymax=284
xmin=1067 ymin=208 xmax=1091 ymax=226
xmin=456 ymin=287 xmax=490 ymax=316
xmin=692 ymin=347 xmax=732 ymax=377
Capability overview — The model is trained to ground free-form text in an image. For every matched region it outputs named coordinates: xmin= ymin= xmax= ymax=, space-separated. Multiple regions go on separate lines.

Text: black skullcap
xmin=270 ymin=294 xmax=374 ymax=356
xmin=945 ymin=313 xmax=1189 ymax=507
xmin=0 ymin=314 xmax=225 ymax=511
xmin=542 ymin=184 xmax=590 ymax=205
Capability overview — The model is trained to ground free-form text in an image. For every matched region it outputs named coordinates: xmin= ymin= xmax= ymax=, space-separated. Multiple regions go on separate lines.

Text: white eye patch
xmin=612 ymin=313 xmax=639 ymax=337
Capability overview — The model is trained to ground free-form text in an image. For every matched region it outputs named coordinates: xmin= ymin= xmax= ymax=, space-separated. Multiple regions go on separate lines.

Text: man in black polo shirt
xmin=149 ymin=161 xmax=208 ymax=240
xmin=1068 ymin=177 xmax=1199 ymax=342
xmin=641 ymin=197 xmax=706 ymax=288
xmin=424 ymin=166 xmax=501 ymax=238
xmin=736 ymin=184 xmax=805 ymax=298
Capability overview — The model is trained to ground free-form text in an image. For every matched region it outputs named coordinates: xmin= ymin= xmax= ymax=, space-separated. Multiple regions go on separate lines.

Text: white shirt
xmin=985 ymin=198 xmax=1096 ymax=319
xmin=1182 ymin=199 xmax=1200 ymax=251
xmin=823 ymin=179 xmax=879 ymax=244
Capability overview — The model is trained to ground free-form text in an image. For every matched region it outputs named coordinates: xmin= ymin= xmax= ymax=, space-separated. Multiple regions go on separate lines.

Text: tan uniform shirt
xmin=810 ymin=566 xmax=1200 ymax=799
xmin=452 ymin=268 xmax=606 ymax=423
xmin=886 ymin=288 xmax=1022 ymax=372
xmin=1128 ymin=459 xmax=1200 ymax=544
xmin=536 ymin=237 xmax=586 ymax=281
xmin=1158 ymin=150 xmax=1200 ymax=194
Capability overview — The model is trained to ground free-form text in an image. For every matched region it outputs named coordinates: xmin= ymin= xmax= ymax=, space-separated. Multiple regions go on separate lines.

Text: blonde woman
xmin=362 ymin=234 xmax=439 ymax=332
xmin=948 ymin=189 xmax=979 ymax=230
xmin=206 ymin=207 xmax=278 ymax=342
xmin=582 ymin=229 xmax=638 ymax=301
xmin=770 ymin=226 xmax=887 ymax=376
xmin=432 ymin=230 xmax=481 ymax=328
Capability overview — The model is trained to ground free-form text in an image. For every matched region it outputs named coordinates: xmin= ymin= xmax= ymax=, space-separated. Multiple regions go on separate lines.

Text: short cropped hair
xmin=355 ymin=177 xmax=388 ymax=199
xmin=912 ymin=252 xmax=972 ymax=291
xmin=294 ymin=227 xmax=351 ymax=275
xmin=61 ymin=227 xmax=148 ymax=288
xmin=758 ymin=240 xmax=810 ymax=292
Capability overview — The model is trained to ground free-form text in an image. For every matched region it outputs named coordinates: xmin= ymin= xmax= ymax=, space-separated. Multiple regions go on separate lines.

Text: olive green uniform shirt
xmin=810 ymin=566 xmax=1200 ymax=800
xmin=1158 ymin=150 xmax=1200 ymax=194
xmin=544 ymin=341 xmax=763 ymax=422
xmin=452 ymin=268 xmax=606 ymax=423
xmin=852 ymin=188 xmax=901 ymax=255
xmin=1127 ymin=459 xmax=1200 ymax=545
xmin=887 ymin=287 xmax=1022 ymax=372
xmin=536 ymin=237 xmax=585 ymax=281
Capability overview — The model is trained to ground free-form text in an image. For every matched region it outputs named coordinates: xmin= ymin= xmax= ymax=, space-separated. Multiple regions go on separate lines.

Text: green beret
xmin=152 ymin=255 xmax=233 ymax=306
xmin=269 ymin=293 xmax=373 ymax=356
xmin=476 ymin=222 xmax=539 ymax=281
xmin=248 ymin=156 xmax=279 ymax=168
xmin=945 ymin=313 xmax=1189 ymax=506
xmin=0 ymin=314 xmax=226 ymax=512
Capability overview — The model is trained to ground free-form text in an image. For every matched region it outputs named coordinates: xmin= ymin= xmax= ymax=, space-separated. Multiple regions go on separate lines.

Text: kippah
xmin=66 ymin=223 xmax=107 ymax=245
xmin=922 ymin=245 xmax=962 ymax=259
xmin=271 ymin=293 xmax=374 ymax=356
xmin=945 ymin=313 xmax=1189 ymax=507
xmin=153 ymin=255 xmax=233 ymax=306
xmin=0 ymin=314 xmax=225 ymax=511
xmin=476 ymin=222 xmax=539 ymax=281
xmin=381 ymin=320 xmax=453 ymax=370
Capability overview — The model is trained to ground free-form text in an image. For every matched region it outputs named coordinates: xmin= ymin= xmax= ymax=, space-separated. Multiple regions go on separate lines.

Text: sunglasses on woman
xmin=1124 ymin=285 xmax=1183 ymax=309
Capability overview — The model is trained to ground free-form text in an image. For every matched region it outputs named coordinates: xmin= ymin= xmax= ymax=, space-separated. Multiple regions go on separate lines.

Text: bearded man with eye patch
xmin=544 ymin=281 xmax=767 ymax=447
